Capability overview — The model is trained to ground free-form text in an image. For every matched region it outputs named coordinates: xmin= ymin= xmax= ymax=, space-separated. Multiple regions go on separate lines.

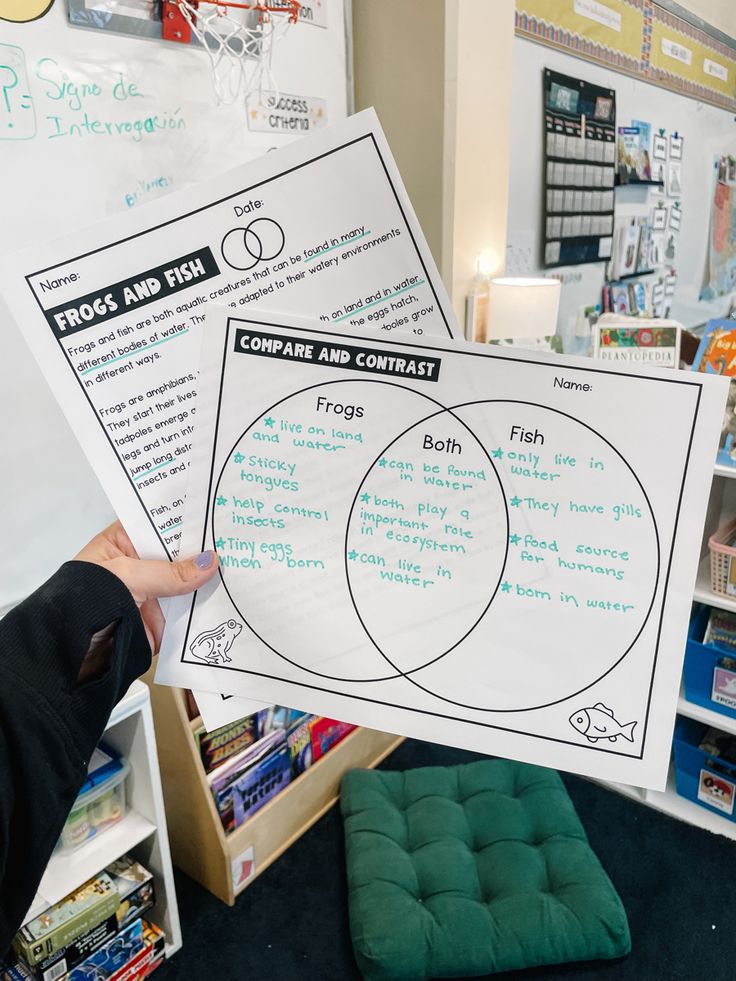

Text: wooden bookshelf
xmin=142 ymin=669 xmax=403 ymax=904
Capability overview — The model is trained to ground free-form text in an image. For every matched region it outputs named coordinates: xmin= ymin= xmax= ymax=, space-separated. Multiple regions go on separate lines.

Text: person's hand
xmin=75 ymin=521 xmax=219 ymax=655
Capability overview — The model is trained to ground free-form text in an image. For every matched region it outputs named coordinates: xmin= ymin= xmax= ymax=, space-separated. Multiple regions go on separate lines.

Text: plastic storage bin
xmin=709 ymin=517 xmax=736 ymax=597
xmin=673 ymin=716 xmax=736 ymax=822
xmin=683 ymin=604 xmax=736 ymax=721
xmin=58 ymin=757 xmax=129 ymax=854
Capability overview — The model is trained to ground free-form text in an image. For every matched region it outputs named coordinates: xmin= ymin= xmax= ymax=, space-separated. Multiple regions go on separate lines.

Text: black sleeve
xmin=0 ymin=561 xmax=151 ymax=956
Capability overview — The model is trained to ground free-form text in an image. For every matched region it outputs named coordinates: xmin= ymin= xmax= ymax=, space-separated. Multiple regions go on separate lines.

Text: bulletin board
xmin=506 ymin=35 xmax=736 ymax=353
xmin=542 ymin=67 xmax=616 ymax=268
xmin=0 ymin=0 xmax=351 ymax=612
xmin=516 ymin=0 xmax=736 ymax=112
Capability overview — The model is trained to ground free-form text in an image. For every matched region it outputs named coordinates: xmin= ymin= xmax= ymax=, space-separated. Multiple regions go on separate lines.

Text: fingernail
xmin=194 ymin=550 xmax=215 ymax=569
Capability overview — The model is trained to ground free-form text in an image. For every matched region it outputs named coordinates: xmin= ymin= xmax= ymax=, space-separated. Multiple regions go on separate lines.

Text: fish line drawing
xmin=569 ymin=703 xmax=637 ymax=743
xmin=190 ymin=619 xmax=243 ymax=665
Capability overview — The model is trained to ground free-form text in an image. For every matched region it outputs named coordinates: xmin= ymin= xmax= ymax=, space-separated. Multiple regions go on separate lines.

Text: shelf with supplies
xmin=643 ymin=765 xmax=736 ymax=842
xmin=614 ymin=268 xmax=656 ymax=281
xmin=693 ymin=555 xmax=736 ymax=611
xmin=143 ymin=671 xmax=403 ymax=906
xmin=677 ymin=686 xmax=736 ymax=737
xmin=31 ymin=811 xmax=157 ymax=913
xmin=593 ymin=458 xmax=736 ymax=839
xmin=614 ymin=178 xmax=665 ymax=188
xmin=22 ymin=681 xmax=183 ymax=959
xmin=593 ymin=761 xmax=736 ymax=841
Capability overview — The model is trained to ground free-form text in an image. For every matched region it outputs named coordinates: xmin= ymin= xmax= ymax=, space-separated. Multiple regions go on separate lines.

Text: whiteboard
xmin=0 ymin=0 xmax=350 ymax=611
xmin=507 ymin=36 xmax=736 ymax=353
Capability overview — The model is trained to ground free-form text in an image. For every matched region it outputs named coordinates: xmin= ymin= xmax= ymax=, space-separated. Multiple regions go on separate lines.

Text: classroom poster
xmin=156 ymin=309 xmax=727 ymax=789
xmin=543 ymin=69 xmax=616 ymax=269
xmin=701 ymin=162 xmax=736 ymax=300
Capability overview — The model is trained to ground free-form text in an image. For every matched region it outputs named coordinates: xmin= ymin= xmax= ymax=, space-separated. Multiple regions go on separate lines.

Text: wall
xmin=0 ymin=2 xmax=349 ymax=612
xmin=507 ymin=35 xmax=736 ymax=350
xmin=352 ymin=0 xmax=446 ymax=266
xmin=443 ymin=0 xmax=515 ymax=318
xmin=352 ymin=0 xmax=515 ymax=323
xmin=667 ymin=0 xmax=736 ymax=41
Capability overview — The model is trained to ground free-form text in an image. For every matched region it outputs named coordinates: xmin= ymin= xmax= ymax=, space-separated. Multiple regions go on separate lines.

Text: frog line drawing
xmin=189 ymin=619 xmax=243 ymax=665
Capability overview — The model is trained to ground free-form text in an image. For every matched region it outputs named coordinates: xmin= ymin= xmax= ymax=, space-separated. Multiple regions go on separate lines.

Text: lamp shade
xmin=486 ymin=277 xmax=561 ymax=340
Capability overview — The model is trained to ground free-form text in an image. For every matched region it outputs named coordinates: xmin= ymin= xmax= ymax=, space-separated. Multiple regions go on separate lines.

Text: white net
xmin=174 ymin=1 xmax=296 ymax=106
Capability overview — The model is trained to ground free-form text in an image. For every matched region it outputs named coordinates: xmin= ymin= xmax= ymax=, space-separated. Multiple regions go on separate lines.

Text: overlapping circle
xmin=220 ymin=217 xmax=285 ymax=271
xmin=212 ymin=382 xmax=660 ymax=712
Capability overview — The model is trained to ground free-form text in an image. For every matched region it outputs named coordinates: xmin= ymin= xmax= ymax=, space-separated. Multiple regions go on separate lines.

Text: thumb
xmin=107 ymin=549 xmax=220 ymax=604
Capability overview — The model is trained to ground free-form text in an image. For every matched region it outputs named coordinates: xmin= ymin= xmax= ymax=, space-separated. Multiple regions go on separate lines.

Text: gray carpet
xmin=156 ymin=738 xmax=735 ymax=981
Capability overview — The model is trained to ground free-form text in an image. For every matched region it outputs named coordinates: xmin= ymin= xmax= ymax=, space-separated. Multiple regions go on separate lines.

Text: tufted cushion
xmin=341 ymin=759 xmax=630 ymax=980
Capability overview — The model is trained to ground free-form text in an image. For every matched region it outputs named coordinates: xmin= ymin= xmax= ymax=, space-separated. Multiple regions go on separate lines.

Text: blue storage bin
xmin=683 ymin=604 xmax=736 ymax=721
xmin=674 ymin=716 xmax=736 ymax=822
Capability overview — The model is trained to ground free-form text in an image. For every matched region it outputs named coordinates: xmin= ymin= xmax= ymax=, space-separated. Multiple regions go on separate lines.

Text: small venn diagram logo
xmin=220 ymin=218 xmax=285 ymax=271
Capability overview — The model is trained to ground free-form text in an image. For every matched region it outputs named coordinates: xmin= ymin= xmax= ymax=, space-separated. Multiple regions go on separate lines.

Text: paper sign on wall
xmin=156 ymin=309 xmax=726 ymax=790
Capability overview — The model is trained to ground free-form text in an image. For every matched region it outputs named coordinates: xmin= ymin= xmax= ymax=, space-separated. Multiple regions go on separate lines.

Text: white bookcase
xmin=596 ymin=466 xmax=736 ymax=840
xmin=22 ymin=681 xmax=182 ymax=959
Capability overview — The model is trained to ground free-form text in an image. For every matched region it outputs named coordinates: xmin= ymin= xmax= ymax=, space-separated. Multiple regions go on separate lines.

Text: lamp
xmin=486 ymin=277 xmax=561 ymax=341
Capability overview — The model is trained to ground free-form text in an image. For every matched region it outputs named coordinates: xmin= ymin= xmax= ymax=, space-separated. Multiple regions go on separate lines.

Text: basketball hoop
xmin=172 ymin=0 xmax=300 ymax=106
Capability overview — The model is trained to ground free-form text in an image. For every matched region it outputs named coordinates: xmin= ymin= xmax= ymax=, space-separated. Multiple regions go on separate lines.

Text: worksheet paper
xmin=156 ymin=310 xmax=727 ymax=789
xmin=194 ymin=689 xmax=266 ymax=732
xmin=0 ymin=109 xmax=456 ymax=565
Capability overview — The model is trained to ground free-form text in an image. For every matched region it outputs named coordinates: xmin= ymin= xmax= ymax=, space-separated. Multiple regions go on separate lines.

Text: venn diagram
xmin=212 ymin=379 xmax=659 ymax=711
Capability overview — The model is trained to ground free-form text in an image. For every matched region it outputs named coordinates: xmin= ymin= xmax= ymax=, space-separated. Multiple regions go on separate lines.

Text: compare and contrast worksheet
xmin=156 ymin=309 xmax=726 ymax=788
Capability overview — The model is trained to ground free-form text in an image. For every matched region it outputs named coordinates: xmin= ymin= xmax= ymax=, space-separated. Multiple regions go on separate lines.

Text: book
xmin=691 ymin=320 xmax=736 ymax=466
xmin=631 ymin=119 xmax=652 ymax=179
xmin=13 ymin=875 xmax=119 ymax=967
xmin=231 ymin=742 xmax=291 ymax=829
xmin=286 ymin=714 xmax=316 ymax=777
xmin=195 ymin=713 xmax=260 ymax=774
xmin=309 ymin=717 xmax=356 ymax=761
xmin=259 ymin=705 xmax=306 ymax=735
xmin=67 ymin=919 xmax=165 ymax=981
xmin=636 ymin=222 xmax=653 ymax=273
xmin=210 ymin=730 xmax=287 ymax=831
xmin=616 ymin=126 xmax=642 ymax=183
xmin=609 ymin=284 xmax=630 ymax=315
xmin=706 ymin=610 xmax=736 ymax=652
xmin=691 ymin=319 xmax=736 ymax=376
xmin=208 ymin=728 xmax=285 ymax=791
xmin=593 ymin=317 xmax=681 ymax=368
xmin=107 ymin=857 xmax=155 ymax=932
xmin=612 ymin=222 xmax=641 ymax=278
xmin=12 ymin=916 xmax=120 ymax=981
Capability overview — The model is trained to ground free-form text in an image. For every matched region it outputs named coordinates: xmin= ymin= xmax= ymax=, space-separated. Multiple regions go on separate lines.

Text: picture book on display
xmin=610 ymin=221 xmax=641 ymax=279
xmin=691 ymin=319 xmax=736 ymax=467
xmin=617 ymin=126 xmax=643 ymax=183
xmin=594 ymin=321 xmax=680 ymax=368
xmin=692 ymin=319 xmax=736 ymax=376
xmin=631 ymin=119 xmax=652 ymax=179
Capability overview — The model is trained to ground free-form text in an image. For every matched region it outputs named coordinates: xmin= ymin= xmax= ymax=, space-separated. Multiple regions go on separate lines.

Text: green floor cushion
xmin=341 ymin=759 xmax=630 ymax=981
